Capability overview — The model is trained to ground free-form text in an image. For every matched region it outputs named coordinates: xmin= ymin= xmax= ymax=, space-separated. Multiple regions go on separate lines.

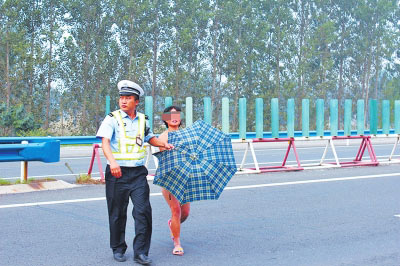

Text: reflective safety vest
xmin=111 ymin=110 xmax=146 ymax=160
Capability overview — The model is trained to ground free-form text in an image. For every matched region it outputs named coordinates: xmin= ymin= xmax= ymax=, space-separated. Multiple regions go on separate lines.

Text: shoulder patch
xmin=108 ymin=113 xmax=114 ymax=117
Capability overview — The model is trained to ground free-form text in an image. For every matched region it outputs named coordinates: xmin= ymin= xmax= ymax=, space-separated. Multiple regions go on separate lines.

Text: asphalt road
xmin=1 ymin=162 xmax=400 ymax=265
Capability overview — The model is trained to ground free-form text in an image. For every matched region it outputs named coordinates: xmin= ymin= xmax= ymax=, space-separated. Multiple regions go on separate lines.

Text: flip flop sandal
xmin=168 ymin=219 xmax=174 ymax=240
xmin=172 ymin=245 xmax=184 ymax=256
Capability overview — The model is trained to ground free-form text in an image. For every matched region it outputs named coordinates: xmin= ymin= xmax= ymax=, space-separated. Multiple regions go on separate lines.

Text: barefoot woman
xmin=158 ymin=105 xmax=190 ymax=256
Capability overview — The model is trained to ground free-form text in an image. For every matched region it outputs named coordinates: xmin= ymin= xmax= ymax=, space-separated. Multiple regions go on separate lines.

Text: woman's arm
xmin=157 ymin=131 xmax=168 ymax=152
xmin=148 ymin=133 xmax=173 ymax=150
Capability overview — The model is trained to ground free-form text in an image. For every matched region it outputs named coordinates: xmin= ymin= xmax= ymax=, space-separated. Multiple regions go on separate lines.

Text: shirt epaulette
xmin=145 ymin=115 xmax=149 ymax=120
xmin=108 ymin=113 xmax=114 ymax=117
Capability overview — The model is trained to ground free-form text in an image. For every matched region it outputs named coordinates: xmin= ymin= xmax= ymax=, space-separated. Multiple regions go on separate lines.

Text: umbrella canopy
xmin=153 ymin=120 xmax=237 ymax=204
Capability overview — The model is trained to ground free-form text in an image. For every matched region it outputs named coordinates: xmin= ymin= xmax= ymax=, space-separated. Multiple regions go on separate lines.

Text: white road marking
xmin=0 ymin=197 xmax=107 ymax=209
xmin=225 ymin=172 xmax=400 ymax=190
xmin=1 ymin=172 xmax=399 ymax=209
xmin=61 ymin=156 xmax=93 ymax=160
xmin=0 ymin=194 xmax=162 ymax=209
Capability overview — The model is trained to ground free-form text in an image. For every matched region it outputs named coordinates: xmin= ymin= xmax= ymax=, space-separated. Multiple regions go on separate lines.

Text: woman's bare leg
xmin=162 ymin=189 xmax=182 ymax=247
xmin=180 ymin=203 xmax=190 ymax=223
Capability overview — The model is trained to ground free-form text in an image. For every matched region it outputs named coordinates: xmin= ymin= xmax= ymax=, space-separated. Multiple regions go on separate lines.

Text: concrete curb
xmin=0 ymin=180 xmax=77 ymax=195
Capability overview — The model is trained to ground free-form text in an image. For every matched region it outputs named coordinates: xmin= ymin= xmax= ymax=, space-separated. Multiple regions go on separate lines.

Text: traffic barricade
xmin=330 ymin=136 xmax=378 ymax=167
xmin=388 ymin=135 xmax=400 ymax=163
xmin=235 ymin=138 xmax=303 ymax=174
xmin=87 ymin=143 xmax=158 ymax=182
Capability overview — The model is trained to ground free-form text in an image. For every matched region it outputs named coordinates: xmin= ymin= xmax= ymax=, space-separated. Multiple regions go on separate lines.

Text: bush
xmin=0 ymin=103 xmax=40 ymax=136
xmin=18 ymin=128 xmax=53 ymax=137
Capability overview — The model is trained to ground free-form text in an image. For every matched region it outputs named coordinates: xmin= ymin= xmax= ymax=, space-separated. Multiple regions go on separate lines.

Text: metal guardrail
xmin=0 ymin=140 xmax=60 ymax=181
xmin=0 ymin=141 xmax=60 ymax=163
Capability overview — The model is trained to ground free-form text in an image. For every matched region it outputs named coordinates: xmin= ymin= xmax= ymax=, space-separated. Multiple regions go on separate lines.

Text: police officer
xmin=96 ymin=80 xmax=173 ymax=265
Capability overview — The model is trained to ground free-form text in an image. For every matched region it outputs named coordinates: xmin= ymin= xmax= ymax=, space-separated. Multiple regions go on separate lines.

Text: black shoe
xmin=134 ymin=254 xmax=152 ymax=265
xmin=113 ymin=253 xmax=127 ymax=262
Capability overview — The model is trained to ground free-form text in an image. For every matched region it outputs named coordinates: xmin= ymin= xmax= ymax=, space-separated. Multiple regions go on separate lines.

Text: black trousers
xmin=105 ymin=165 xmax=152 ymax=256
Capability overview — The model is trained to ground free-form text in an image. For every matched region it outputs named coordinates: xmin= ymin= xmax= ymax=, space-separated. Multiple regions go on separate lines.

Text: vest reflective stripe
xmin=112 ymin=110 xmax=146 ymax=160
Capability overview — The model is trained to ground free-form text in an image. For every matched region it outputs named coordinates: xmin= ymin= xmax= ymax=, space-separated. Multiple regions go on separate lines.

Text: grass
xmin=76 ymin=174 xmax=103 ymax=184
xmin=14 ymin=178 xmax=36 ymax=184
xmin=30 ymin=177 xmax=56 ymax=182
xmin=0 ymin=177 xmax=57 ymax=186
xmin=0 ymin=172 xmax=103 ymax=187
xmin=0 ymin=179 xmax=12 ymax=186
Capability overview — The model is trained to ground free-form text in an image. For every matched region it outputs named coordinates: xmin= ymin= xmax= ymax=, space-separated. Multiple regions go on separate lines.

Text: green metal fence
xmin=109 ymin=96 xmax=400 ymax=138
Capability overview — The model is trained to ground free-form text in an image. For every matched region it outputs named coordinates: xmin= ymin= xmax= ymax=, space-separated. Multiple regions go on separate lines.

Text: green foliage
xmin=0 ymin=103 xmax=39 ymax=135
xmin=1 ymin=0 xmax=400 ymax=135
xmin=12 ymin=105 xmax=37 ymax=133
xmin=17 ymin=128 xmax=53 ymax=137
xmin=0 ymin=103 xmax=13 ymax=129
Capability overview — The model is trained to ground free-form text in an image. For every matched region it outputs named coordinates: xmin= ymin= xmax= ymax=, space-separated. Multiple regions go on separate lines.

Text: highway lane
xmin=1 ymin=139 xmax=400 ymax=182
xmin=1 ymin=165 xmax=399 ymax=265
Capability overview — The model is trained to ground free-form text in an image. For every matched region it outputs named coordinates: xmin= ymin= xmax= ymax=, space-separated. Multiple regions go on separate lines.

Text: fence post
xmin=330 ymin=99 xmax=338 ymax=136
xmin=369 ymin=99 xmax=378 ymax=135
xmin=395 ymin=100 xmax=400 ymax=135
xmin=186 ymin=97 xmax=193 ymax=127
xmin=382 ymin=100 xmax=390 ymax=135
xmin=21 ymin=140 xmax=28 ymax=182
xmin=287 ymin=99 xmax=295 ymax=138
xmin=357 ymin=100 xmax=365 ymax=135
xmin=302 ymin=99 xmax=309 ymax=137
xmin=222 ymin=97 xmax=229 ymax=134
xmin=145 ymin=96 xmax=153 ymax=131
xmin=105 ymin=95 xmax=110 ymax=116
xmin=165 ymin=97 xmax=172 ymax=109
xmin=344 ymin=99 xmax=352 ymax=136
xmin=204 ymin=97 xmax=212 ymax=124
xmin=271 ymin=98 xmax=279 ymax=138
xmin=316 ymin=99 xmax=324 ymax=137
xmin=255 ymin=98 xmax=263 ymax=138
xmin=239 ymin=98 xmax=247 ymax=139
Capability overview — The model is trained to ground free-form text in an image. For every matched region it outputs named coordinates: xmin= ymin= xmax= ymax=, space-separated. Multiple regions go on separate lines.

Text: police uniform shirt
xmin=96 ymin=110 xmax=155 ymax=167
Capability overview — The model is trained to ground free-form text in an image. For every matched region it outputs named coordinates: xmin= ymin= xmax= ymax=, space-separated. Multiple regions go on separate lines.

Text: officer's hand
xmin=110 ymin=162 xmax=122 ymax=178
xmin=164 ymin=143 xmax=174 ymax=150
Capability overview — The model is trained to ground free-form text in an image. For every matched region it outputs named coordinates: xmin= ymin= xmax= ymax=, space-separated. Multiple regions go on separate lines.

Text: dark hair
xmin=163 ymin=105 xmax=182 ymax=128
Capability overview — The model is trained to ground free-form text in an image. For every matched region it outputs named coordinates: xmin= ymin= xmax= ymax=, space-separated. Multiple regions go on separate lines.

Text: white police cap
xmin=117 ymin=80 xmax=144 ymax=97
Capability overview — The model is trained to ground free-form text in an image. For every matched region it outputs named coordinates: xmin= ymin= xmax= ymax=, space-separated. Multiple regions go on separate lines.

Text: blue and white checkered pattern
xmin=153 ymin=120 xmax=237 ymax=204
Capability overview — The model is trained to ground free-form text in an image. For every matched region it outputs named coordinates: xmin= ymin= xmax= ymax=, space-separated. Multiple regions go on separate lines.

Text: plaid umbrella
xmin=153 ymin=120 xmax=237 ymax=204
